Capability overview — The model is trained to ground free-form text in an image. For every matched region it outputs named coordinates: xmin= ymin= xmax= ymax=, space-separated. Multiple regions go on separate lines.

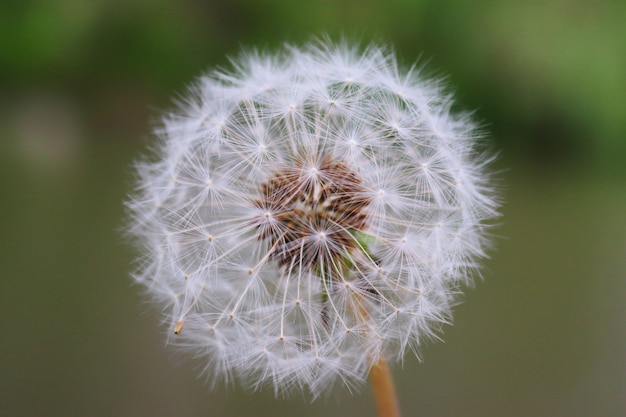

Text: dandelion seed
xmin=126 ymin=38 xmax=499 ymax=403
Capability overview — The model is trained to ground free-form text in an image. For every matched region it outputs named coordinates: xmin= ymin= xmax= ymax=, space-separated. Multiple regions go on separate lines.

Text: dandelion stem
xmin=369 ymin=358 xmax=401 ymax=417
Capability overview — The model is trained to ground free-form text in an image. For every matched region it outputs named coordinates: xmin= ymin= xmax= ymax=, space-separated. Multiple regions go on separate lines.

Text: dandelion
xmin=126 ymin=39 xmax=499 ymax=415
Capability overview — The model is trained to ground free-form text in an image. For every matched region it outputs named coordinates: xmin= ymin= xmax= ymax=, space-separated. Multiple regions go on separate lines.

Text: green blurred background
xmin=1 ymin=1 xmax=625 ymax=416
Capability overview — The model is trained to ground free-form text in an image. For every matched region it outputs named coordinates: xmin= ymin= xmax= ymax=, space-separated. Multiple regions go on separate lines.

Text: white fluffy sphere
xmin=127 ymin=39 xmax=499 ymax=397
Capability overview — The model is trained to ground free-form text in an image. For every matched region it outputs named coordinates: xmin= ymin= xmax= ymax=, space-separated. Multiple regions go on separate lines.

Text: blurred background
xmin=1 ymin=1 xmax=625 ymax=416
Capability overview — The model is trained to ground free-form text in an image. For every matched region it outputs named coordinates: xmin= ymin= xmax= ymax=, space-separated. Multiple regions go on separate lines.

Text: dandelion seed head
xmin=126 ymin=38 xmax=499 ymax=398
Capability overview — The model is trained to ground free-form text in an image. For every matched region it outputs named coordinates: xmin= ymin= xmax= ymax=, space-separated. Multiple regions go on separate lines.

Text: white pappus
xmin=126 ymin=38 xmax=500 ymax=398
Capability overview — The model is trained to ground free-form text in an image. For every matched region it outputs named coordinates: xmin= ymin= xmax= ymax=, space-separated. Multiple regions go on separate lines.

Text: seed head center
xmin=256 ymin=155 xmax=370 ymax=271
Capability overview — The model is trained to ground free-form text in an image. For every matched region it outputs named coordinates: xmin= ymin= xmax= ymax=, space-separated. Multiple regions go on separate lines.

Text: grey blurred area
xmin=1 ymin=1 xmax=624 ymax=416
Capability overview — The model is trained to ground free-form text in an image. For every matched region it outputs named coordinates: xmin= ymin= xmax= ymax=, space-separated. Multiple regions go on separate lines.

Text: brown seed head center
xmin=256 ymin=155 xmax=370 ymax=272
